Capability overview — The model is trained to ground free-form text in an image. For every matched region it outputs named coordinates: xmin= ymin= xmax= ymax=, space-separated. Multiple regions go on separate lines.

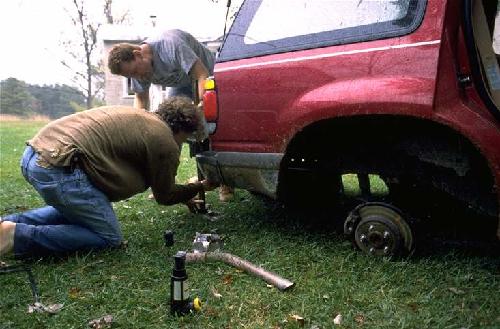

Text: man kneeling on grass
xmin=0 ymin=96 xmax=216 ymax=258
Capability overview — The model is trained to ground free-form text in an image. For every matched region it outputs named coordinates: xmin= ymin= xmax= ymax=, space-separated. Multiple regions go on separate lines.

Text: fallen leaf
xmin=266 ymin=284 xmax=273 ymax=288
xmin=407 ymin=302 xmax=419 ymax=312
xmin=333 ymin=314 xmax=342 ymax=325
xmin=122 ymin=204 xmax=132 ymax=209
xmin=28 ymin=302 xmax=64 ymax=314
xmin=448 ymin=287 xmax=465 ymax=295
xmin=288 ymin=314 xmax=305 ymax=327
xmin=204 ymin=306 xmax=219 ymax=317
xmin=354 ymin=314 xmax=365 ymax=325
xmin=222 ymin=274 xmax=233 ymax=285
xmin=68 ymin=287 xmax=81 ymax=299
xmin=88 ymin=314 xmax=114 ymax=329
xmin=211 ymin=288 xmax=222 ymax=299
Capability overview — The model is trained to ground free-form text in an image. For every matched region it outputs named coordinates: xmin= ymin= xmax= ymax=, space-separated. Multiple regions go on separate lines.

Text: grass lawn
xmin=1 ymin=120 xmax=499 ymax=329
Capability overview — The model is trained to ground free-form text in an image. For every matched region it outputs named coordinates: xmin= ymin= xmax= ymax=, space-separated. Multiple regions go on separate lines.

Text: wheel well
xmin=277 ymin=115 xmax=498 ymax=219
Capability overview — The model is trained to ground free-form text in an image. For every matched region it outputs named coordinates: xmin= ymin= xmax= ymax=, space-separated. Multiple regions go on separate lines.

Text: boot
xmin=218 ymin=185 xmax=234 ymax=202
xmin=0 ymin=220 xmax=16 ymax=257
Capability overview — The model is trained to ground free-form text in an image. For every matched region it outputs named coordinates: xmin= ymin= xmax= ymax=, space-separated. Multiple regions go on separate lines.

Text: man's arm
xmin=134 ymin=91 xmax=150 ymax=110
xmin=148 ymin=143 xmax=212 ymax=205
xmin=189 ymin=59 xmax=210 ymax=102
xmin=153 ymin=174 xmax=216 ymax=206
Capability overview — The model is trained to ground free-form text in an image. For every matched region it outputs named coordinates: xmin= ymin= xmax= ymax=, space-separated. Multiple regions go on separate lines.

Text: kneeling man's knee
xmin=104 ymin=233 xmax=123 ymax=248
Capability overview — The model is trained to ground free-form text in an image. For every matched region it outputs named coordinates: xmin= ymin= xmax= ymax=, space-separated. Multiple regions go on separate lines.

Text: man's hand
xmin=188 ymin=176 xmax=217 ymax=192
xmin=196 ymin=101 xmax=203 ymax=110
xmin=184 ymin=197 xmax=206 ymax=213
xmin=189 ymin=59 xmax=209 ymax=101
xmin=185 ymin=175 xmax=202 ymax=213
xmin=201 ymin=179 xmax=217 ymax=192
xmin=184 ymin=178 xmax=217 ymax=213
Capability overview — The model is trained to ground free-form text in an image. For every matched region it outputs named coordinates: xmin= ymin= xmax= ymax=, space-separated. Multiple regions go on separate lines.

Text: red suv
xmin=197 ymin=0 xmax=500 ymax=256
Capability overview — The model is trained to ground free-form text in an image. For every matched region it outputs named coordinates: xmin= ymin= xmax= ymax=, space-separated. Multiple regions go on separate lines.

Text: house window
xmin=123 ymin=77 xmax=135 ymax=98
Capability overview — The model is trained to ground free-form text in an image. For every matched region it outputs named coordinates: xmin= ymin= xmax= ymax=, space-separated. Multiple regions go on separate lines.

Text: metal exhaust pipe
xmin=186 ymin=251 xmax=295 ymax=291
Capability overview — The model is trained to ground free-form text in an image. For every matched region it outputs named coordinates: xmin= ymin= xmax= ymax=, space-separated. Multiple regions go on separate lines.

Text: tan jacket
xmin=29 ymin=106 xmax=202 ymax=204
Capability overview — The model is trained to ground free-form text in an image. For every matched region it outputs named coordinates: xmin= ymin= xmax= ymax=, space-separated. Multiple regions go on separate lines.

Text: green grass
xmin=1 ymin=120 xmax=499 ymax=329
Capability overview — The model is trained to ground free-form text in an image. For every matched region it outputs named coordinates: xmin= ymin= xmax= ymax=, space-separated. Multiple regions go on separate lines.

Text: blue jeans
xmin=4 ymin=146 xmax=122 ymax=257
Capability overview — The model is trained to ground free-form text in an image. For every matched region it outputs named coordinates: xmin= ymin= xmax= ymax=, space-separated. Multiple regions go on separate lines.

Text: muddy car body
xmin=197 ymin=0 xmax=500 ymax=252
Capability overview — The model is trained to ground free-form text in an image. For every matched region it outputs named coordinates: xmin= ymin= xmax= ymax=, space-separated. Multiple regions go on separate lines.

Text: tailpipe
xmin=186 ymin=251 xmax=295 ymax=291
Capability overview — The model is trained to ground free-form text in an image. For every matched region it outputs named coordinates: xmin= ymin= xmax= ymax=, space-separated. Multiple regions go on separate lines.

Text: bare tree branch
xmin=59 ymin=0 xmax=128 ymax=107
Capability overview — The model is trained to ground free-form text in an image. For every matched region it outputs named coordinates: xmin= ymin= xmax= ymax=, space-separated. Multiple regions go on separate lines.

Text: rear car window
xmin=219 ymin=0 xmax=427 ymax=62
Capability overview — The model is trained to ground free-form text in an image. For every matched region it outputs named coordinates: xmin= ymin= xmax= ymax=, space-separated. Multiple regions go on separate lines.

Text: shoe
xmin=0 ymin=220 xmax=16 ymax=257
xmin=218 ymin=185 xmax=234 ymax=202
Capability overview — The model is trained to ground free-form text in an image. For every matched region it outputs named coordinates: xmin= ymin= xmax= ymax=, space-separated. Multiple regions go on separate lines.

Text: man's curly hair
xmin=156 ymin=97 xmax=202 ymax=134
xmin=108 ymin=43 xmax=140 ymax=74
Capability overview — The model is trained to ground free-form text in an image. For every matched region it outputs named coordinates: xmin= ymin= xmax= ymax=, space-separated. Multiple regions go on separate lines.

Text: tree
xmin=1 ymin=78 xmax=86 ymax=119
xmin=59 ymin=0 xmax=103 ymax=109
xmin=0 ymin=78 xmax=35 ymax=117
xmin=104 ymin=0 xmax=130 ymax=25
xmin=28 ymin=84 xmax=85 ymax=119
xmin=60 ymin=0 xmax=131 ymax=109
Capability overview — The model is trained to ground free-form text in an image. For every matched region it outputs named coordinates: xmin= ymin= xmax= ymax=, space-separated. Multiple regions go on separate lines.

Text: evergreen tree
xmin=1 ymin=78 xmax=85 ymax=119
xmin=28 ymin=84 xmax=85 ymax=118
xmin=0 ymin=78 xmax=35 ymax=116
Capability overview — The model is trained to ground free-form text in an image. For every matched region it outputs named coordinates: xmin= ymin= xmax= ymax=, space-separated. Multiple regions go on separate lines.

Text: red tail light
xmin=202 ymin=77 xmax=218 ymax=122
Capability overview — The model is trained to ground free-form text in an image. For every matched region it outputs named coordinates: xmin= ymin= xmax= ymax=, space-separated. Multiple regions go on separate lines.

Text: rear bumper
xmin=196 ymin=151 xmax=283 ymax=198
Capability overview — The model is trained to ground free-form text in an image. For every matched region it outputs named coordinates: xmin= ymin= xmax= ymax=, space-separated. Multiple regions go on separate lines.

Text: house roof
xmin=101 ymin=24 xmax=151 ymax=43
xmin=101 ymin=24 xmax=223 ymax=44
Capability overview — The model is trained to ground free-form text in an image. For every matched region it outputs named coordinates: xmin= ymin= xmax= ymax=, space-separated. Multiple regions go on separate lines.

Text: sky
xmin=0 ymin=0 xmax=231 ymax=87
